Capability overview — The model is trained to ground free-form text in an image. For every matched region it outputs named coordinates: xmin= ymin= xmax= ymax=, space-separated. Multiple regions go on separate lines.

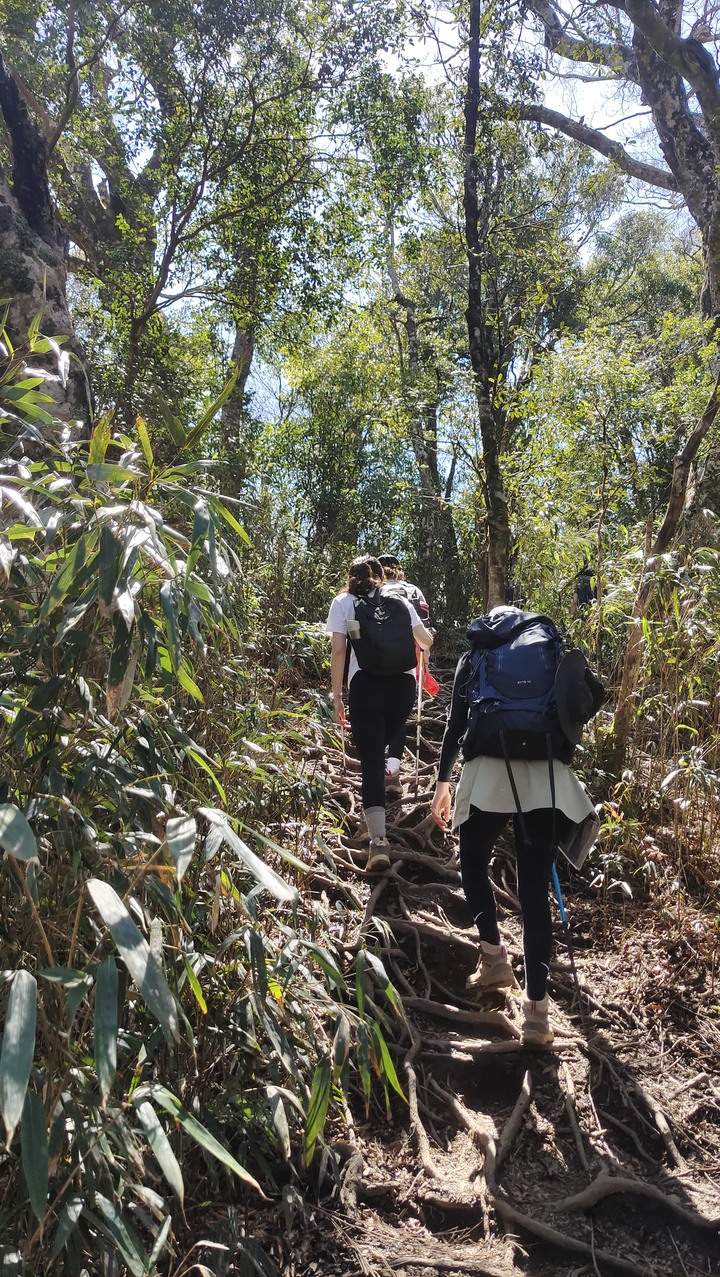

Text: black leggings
xmin=458 ymin=805 xmax=572 ymax=1001
xmin=348 ymin=672 xmax=416 ymax=809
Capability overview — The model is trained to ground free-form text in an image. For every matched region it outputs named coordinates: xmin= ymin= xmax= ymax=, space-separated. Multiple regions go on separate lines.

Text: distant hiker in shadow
xmin=431 ymin=606 xmax=604 ymax=1046
xmin=327 ymin=555 xmax=433 ymax=872
xmin=571 ymin=562 xmax=597 ymax=618
xmin=377 ymin=552 xmax=431 ymax=784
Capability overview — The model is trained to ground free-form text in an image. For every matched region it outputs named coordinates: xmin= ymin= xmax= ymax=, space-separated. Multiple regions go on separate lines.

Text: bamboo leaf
xmin=21 ymin=1089 xmax=48 ymax=1219
xmin=51 ymin=1194 xmax=83 ymax=1259
xmin=185 ymin=499 xmax=211 ymax=579
xmin=134 ymin=1099 xmax=184 ymax=1204
xmin=0 ymin=804 xmax=37 ymax=861
xmin=186 ymin=749 xmax=227 ymax=803
xmin=0 ymin=970 xmax=37 ymax=1146
xmin=207 ymin=495 xmax=252 ymax=545
xmin=356 ymin=1022 xmax=372 ymax=1112
xmin=86 ymin=880 xmax=179 ymax=1043
xmin=160 ymin=580 xmax=180 ymax=670
xmin=93 ymin=1194 xmax=148 ymax=1277
xmin=182 ymin=366 xmax=240 ymax=452
xmin=177 ymin=664 xmax=204 ymax=701
xmin=148 ymin=1215 xmax=172 ymax=1271
xmin=370 ymin=1022 xmax=406 ymax=1101
xmin=242 ymin=823 xmax=309 ymax=873
xmin=0 ymin=485 xmax=42 ymax=526
xmin=158 ymin=403 xmax=187 ymax=446
xmin=88 ymin=412 xmax=113 ymax=464
xmin=355 ymin=951 xmax=366 ymax=1020
xmin=183 ymin=958 xmax=207 ymax=1014
xmin=268 ymin=1092 xmax=291 ymax=1161
xmin=26 ymin=307 xmax=43 ymax=346
xmin=219 ymin=822 xmax=298 ymax=904
xmin=304 ymin=943 xmax=347 ymax=994
xmin=94 ymin=957 xmax=118 ymax=1103
xmin=332 ymin=1012 xmax=351 ymax=1081
xmin=364 ymin=951 xmax=403 ymax=1014
xmin=166 ymin=814 xmax=196 ymax=884
xmin=248 ymin=929 xmax=268 ymax=1002
xmin=135 ymin=416 xmax=153 ymax=470
xmin=304 ymin=1056 xmax=331 ymax=1166
xmin=86 ymin=463 xmax=139 ymax=484
xmin=106 ymin=619 xmax=139 ymax=719
xmin=136 ymin=1083 xmax=262 ymax=1192
xmin=40 ymin=531 xmax=99 ymax=619
xmin=99 ymin=525 xmax=121 ymax=608
xmin=53 ymin=582 xmax=99 ymax=644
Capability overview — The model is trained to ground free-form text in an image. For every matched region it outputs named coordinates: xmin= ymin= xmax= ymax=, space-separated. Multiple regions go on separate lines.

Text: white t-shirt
xmin=325 ymin=587 xmax=421 ymax=683
xmin=384 ymin=579 xmax=429 ymax=618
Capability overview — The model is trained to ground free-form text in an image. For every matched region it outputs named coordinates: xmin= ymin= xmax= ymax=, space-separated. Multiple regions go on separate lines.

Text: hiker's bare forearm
xmin=330 ymin=636 xmax=346 ymax=700
xmin=413 ymin=622 xmax=433 ymax=649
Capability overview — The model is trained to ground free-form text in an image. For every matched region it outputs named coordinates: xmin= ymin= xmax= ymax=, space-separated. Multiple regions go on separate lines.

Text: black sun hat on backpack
xmin=554 ymin=649 xmax=606 ymax=745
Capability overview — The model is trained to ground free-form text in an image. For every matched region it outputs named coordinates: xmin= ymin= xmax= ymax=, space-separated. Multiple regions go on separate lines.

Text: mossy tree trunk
xmin=0 ymin=56 xmax=90 ymax=426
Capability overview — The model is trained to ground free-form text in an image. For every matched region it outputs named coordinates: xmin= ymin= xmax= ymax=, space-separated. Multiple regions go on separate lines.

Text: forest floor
xmin=259 ymin=668 xmax=720 ymax=1277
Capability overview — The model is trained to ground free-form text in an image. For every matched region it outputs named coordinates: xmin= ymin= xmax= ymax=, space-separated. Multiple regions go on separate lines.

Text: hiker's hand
xmin=332 ymin=693 xmax=346 ymax=725
xmin=431 ymin=781 xmax=451 ymax=827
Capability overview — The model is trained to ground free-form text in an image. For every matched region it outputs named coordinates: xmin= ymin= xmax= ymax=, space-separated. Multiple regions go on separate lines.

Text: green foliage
xmin=0 ymin=329 xmax=407 ymax=1275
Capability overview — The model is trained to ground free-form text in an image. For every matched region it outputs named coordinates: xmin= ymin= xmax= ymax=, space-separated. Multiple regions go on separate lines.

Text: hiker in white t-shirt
xmin=377 ymin=553 xmax=431 ymax=780
xmin=326 ymin=555 xmax=433 ymax=871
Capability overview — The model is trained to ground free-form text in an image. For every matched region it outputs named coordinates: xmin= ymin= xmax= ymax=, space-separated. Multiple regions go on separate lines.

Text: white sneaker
xmin=367 ymin=838 xmax=391 ymax=872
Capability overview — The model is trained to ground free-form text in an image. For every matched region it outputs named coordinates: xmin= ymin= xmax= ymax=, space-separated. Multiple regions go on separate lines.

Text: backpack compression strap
xmin=499 ymin=730 xmax=558 ymax=852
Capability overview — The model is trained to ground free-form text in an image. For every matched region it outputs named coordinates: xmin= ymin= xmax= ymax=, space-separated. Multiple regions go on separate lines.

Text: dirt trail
xmin=292 ymin=670 xmax=720 ymax=1277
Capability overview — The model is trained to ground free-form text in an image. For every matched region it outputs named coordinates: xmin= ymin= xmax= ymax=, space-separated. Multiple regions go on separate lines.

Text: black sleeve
xmin=437 ymin=653 xmax=471 ymax=782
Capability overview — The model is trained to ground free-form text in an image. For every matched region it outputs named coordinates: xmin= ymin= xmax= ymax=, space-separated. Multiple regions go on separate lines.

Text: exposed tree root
xmin=307 ymin=692 xmax=720 ymax=1277
xmin=488 ymin=1196 xmax=657 ymax=1276
xmin=552 ymin=1171 xmax=720 ymax=1229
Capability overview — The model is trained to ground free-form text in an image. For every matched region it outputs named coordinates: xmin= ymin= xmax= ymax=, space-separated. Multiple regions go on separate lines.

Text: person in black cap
xmin=431 ymin=609 xmax=604 ymax=1046
xmin=377 ymin=554 xmax=430 ymax=782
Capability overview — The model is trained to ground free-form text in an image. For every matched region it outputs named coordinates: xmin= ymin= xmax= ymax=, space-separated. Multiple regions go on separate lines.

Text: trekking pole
xmin=340 ymin=718 xmax=346 ymax=773
xmin=551 ymin=862 xmax=585 ymax=1018
xmin=415 ymin=651 xmax=423 ymax=793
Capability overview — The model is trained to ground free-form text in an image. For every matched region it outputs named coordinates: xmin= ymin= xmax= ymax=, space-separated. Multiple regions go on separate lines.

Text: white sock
xmin=386 ymin=756 xmax=401 ymax=775
xmin=365 ymin=806 xmax=386 ymax=839
xmin=523 ymin=993 xmax=549 ymax=1009
xmin=481 ymin=941 xmax=504 ymax=956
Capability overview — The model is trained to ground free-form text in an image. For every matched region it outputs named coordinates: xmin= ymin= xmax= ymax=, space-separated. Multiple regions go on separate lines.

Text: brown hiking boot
xmin=466 ymin=944 xmax=517 ymax=991
xmin=366 ymin=838 xmax=391 ymax=872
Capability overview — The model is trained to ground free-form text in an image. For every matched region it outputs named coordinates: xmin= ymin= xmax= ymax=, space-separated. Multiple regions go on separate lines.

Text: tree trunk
xmin=385 ymin=225 xmax=464 ymax=617
xmin=0 ymin=57 xmax=90 ymax=425
xmin=219 ymin=323 xmax=256 ymax=489
xmin=609 ymin=372 xmax=720 ymax=770
xmin=463 ymin=0 xmax=509 ymax=608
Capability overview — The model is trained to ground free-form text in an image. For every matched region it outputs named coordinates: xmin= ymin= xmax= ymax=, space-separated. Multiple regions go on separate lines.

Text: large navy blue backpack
xmin=463 ymin=608 xmax=574 ymax=763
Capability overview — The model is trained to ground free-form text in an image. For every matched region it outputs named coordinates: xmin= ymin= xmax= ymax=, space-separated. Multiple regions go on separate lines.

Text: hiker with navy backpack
xmin=431 ymin=606 xmax=604 ymax=1045
xmin=327 ymin=555 xmax=433 ymax=872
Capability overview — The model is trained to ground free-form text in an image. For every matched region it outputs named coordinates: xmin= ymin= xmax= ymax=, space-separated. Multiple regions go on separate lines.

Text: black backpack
xmin=463 ymin=609 xmax=573 ymax=763
xmin=349 ymin=590 xmax=417 ymax=677
xmin=574 ymin=568 xmax=596 ymax=608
